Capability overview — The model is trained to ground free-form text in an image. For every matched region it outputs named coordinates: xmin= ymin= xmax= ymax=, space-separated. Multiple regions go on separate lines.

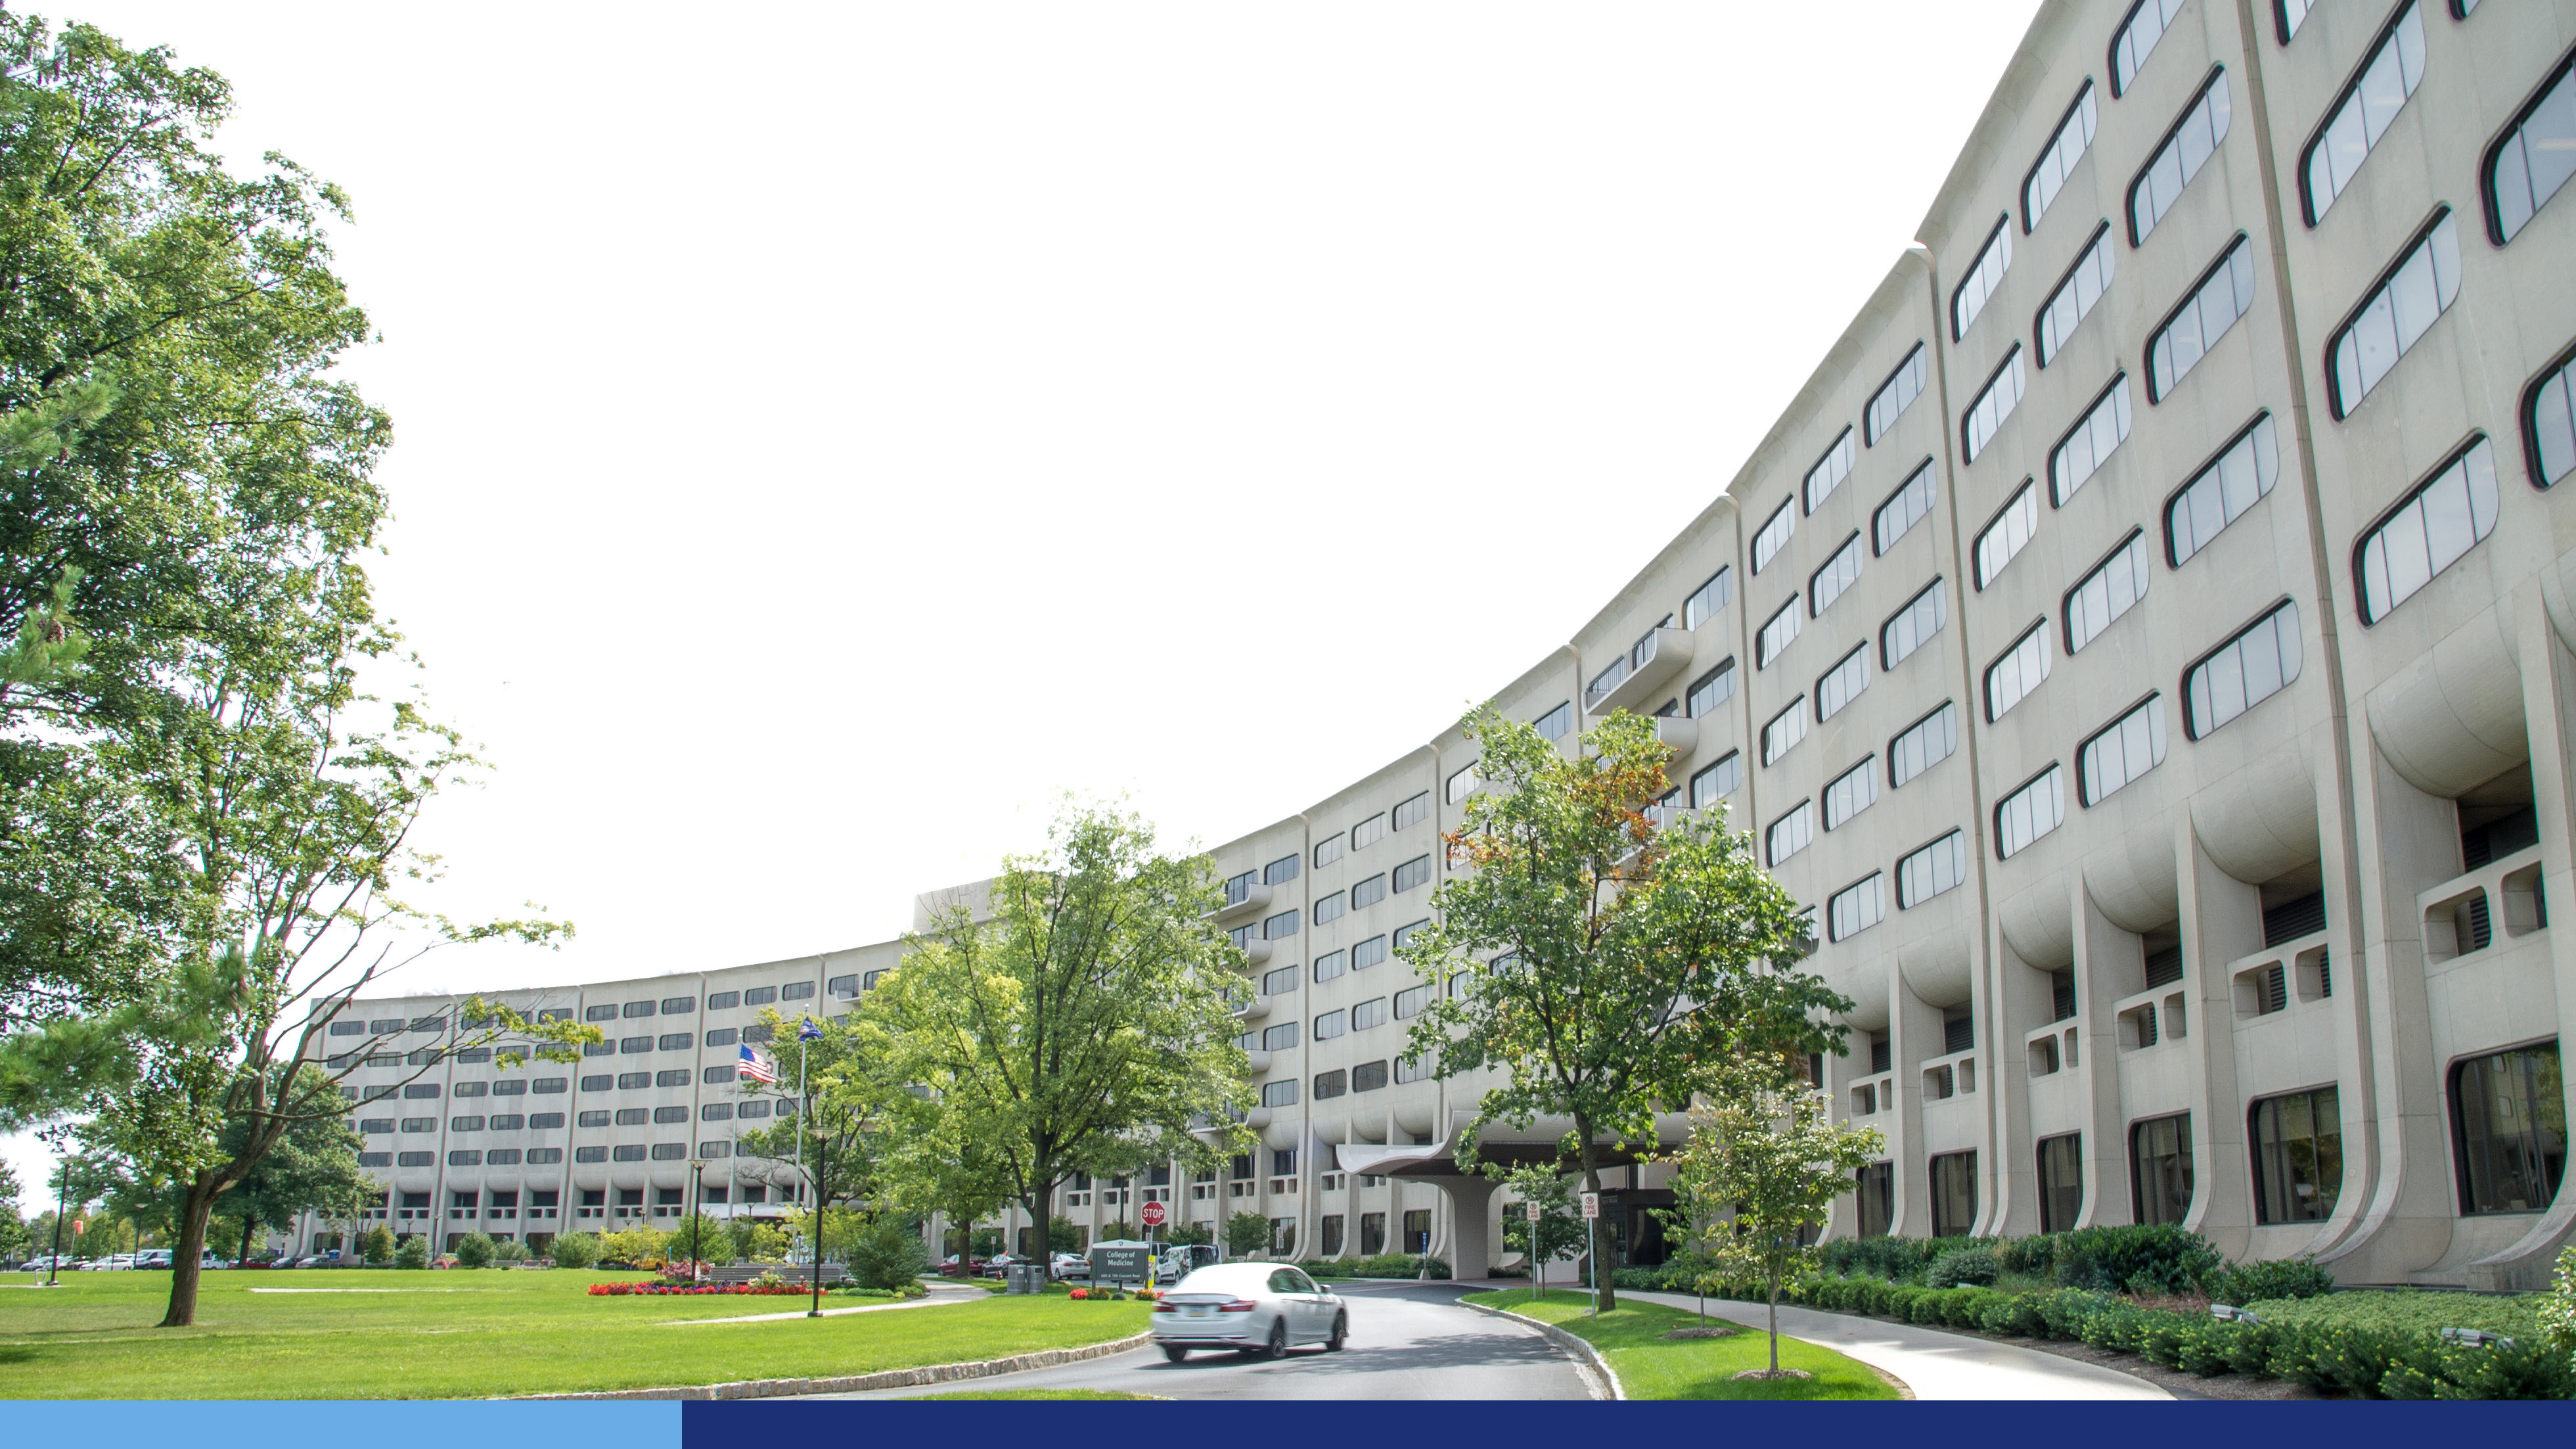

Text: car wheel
xmin=1326 ymin=1312 xmax=1347 ymax=1352
xmin=1162 ymin=1345 xmax=1190 ymax=1364
xmin=1264 ymin=1318 xmax=1289 ymax=1360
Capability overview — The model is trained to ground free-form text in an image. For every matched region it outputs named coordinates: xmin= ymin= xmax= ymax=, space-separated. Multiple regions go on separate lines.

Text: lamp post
xmin=686 ymin=1157 xmax=705 ymax=1283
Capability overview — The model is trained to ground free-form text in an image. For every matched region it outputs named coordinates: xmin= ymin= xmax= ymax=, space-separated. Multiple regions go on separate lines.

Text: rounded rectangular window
xmin=1822 ymin=757 xmax=1878 ymax=831
xmin=2148 ymin=237 xmax=2255 ymax=402
xmin=1263 ymin=908 xmax=1301 ymax=939
xmin=1882 ymin=578 xmax=1947 ymax=671
xmin=2329 ymin=210 xmax=2462 ymax=419
xmin=1313 ymin=890 xmax=1345 ymax=925
xmin=1683 ymin=568 xmax=1733 ymax=630
xmin=2448 ymin=1043 xmax=2565 ymax=1214
xmin=2078 ymin=695 xmax=2168 ymax=806
xmin=2167 ymin=413 xmax=2280 ymax=566
xmin=1751 ymin=498 xmax=1797 ymax=574
xmin=1897 ymin=831 xmax=1968 ymax=908
xmin=2065 ymin=530 xmax=2153 ymax=654
xmin=1974 ymin=481 xmax=2039 ymax=589
xmin=2250 ymin=1086 xmax=2343 ymax=1224
xmin=1960 ymin=347 xmax=2025 ymax=465
xmin=2185 ymin=600 xmax=2302 ymax=738
xmin=2486 ymin=51 xmax=2576 ymax=244
xmin=1262 ymin=964 xmax=1299 ymax=996
xmin=1351 ymin=998 xmax=1388 ymax=1031
xmin=1805 ymin=428 xmax=1856 ymax=514
xmin=2357 ymin=436 xmax=2498 ymax=623
xmin=2130 ymin=1113 xmax=2196 ymax=1226
xmin=1351 ymin=874 xmax=1386 ymax=910
xmin=1685 ymin=658 xmax=1736 ymax=718
xmin=1765 ymin=800 xmax=1817 ymax=867
xmin=1865 ymin=344 xmax=1928 ymax=446
xmin=2024 ymin=83 xmax=2098 ymax=233
xmin=1995 ymin=765 xmax=2066 ymax=860
xmin=2130 ymin=68 xmax=2232 ymax=246
xmin=1689 ymin=752 xmax=1742 ymax=810
xmin=1984 ymin=621 xmax=2052 ymax=722
xmin=2036 ymin=223 xmax=2116 ymax=367
xmin=1756 ymin=599 xmax=1802 ymax=668
xmin=1313 ymin=834 xmax=1345 ymax=868
xmin=1263 ymin=1022 xmax=1299 ymax=1051
xmin=1889 ymin=702 xmax=1959 ymax=789
xmin=1351 ymin=934 xmax=1389 ymax=971
xmin=1311 ymin=950 xmax=1346 ymax=983
xmin=2050 ymin=375 xmax=2133 ymax=505
xmin=1393 ymin=792 xmax=1430 ymax=831
xmin=1761 ymin=700 xmax=1808 ymax=766
xmin=2301 ymin=3 xmax=2425 ymax=225
xmin=1815 ymin=647 xmax=1870 ymax=723
xmin=1809 ymin=534 xmax=1863 ymax=618
xmin=1391 ymin=856 xmax=1431 ymax=894
xmin=1952 ymin=216 xmax=2012 ymax=340
xmin=1873 ymin=459 xmax=1938 ymax=556
xmin=2112 ymin=0 xmax=2189 ymax=97
xmin=1828 ymin=873 xmax=1886 ymax=943
xmin=2526 ymin=348 xmax=2576 ymax=488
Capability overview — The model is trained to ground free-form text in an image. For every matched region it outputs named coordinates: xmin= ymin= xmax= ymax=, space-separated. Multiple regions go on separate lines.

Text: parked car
xmin=20 ymin=1254 xmax=74 ymax=1272
xmin=83 ymin=1254 xmax=137 ymax=1271
xmin=936 ymin=1253 xmax=988 ymax=1278
xmin=132 ymin=1249 xmax=173 ymax=1270
xmin=1150 ymin=1262 xmax=1346 ymax=1362
xmin=1049 ymin=1251 xmax=1088 ymax=1281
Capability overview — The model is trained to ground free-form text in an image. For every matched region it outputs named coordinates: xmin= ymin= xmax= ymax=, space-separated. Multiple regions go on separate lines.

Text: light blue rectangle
xmin=9 ymin=1402 xmax=679 ymax=1448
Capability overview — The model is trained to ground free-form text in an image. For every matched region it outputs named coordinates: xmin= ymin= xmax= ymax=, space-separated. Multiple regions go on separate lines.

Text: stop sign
xmin=1140 ymin=1200 xmax=1167 ymax=1229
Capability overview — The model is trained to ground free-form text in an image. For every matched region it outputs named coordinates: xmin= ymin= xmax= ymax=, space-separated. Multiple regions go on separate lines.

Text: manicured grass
xmin=1462 ymin=1289 xmax=1900 ymax=1400
xmin=903 ymin=1388 xmax=1156 ymax=1400
xmin=0 ymin=1270 xmax=1149 ymax=1399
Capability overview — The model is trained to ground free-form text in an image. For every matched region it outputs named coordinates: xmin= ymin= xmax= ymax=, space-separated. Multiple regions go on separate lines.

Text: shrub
xmin=847 ymin=1219 xmax=930 ymax=1291
xmin=1315 ymin=1253 xmax=1447 ymax=1279
xmin=2050 ymin=1224 xmax=2220 ymax=1295
xmin=1927 ymin=1246 xmax=1999 ymax=1289
xmin=360 ymin=1224 xmax=395 ymax=1266
xmin=2201 ymin=1256 xmax=2332 ymax=1306
xmin=1977 ymin=1291 xmax=2046 ymax=1337
xmin=549 ymin=1233 xmax=600 ymax=1270
xmin=392 ymin=1235 xmax=430 ymax=1270
xmin=1820 ymin=1235 xmax=1954 ymax=1282
xmin=451 ymin=1233 xmax=495 ymax=1269
xmin=492 ymin=1237 xmax=530 ymax=1264
xmin=2244 ymin=1289 xmax=2545 ymax=1341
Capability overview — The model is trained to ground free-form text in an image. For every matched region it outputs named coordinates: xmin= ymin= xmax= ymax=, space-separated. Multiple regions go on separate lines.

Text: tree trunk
xmin=160 ymin=1181 xmax=219 ymax=1328
xmin=1767 ymin=1266 xmax=1780 ymax=1374
xmin=1028 ymin=1175 xmax=1053 ymax=1261
xmin=1576 ymin=1119 xmax=1613 ymax=1312
xmin=237 ymin=1212 xmax=255 ymax=1270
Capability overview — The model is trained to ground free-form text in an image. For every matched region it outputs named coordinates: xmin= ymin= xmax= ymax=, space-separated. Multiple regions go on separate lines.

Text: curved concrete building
xmin=315 ymin=0 xmax=2572 ymax=1287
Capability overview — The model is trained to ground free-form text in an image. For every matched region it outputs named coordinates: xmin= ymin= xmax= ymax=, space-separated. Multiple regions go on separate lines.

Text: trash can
xmin=1006 ymin=1263 xmax=1047 ymax=1295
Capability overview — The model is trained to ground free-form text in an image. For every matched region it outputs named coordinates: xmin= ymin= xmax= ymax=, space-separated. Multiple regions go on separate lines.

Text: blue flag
xmin=798 ymin=1019 xmax=823 ymax=1041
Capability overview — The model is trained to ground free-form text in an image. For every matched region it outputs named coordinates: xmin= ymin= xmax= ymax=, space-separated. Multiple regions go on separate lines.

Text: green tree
xmin=1495 ymin=1165 xmax=1587 ymax=1290
xmin=1223 ymin=1210 xmax=1270 ymax=1260
xmin=0 ymin=12 xmax=394 ymax=1026
xmin=451 ymin=1232 xmax=493 ymax=1270
xmin=1163 ymin=1220 xmax=1212 ymax=1249
xmin=664 ymin=1213 xmax=729 ymax=1268
xmin=1665 ymin=1070 xmax=1884 ymax=1375
xmin=1397 ymin=708 xmax=1847 ymax=1309
xmin=864 ymin=803 xmax=1253 ymax=1266
xmin=1046 ymin=1216 xmax=1081 ymax=1254
xmin=730 ymin=1220 xmax=789 ymax=1262
xmin=847 ymin=1216 xmax=930 ymax=1290
xmin=390 ymin=1235 xmax=427 ymax=1270
xmin=93 ymin=1070 xmax=372 ymax=1268
xmin=359 ymin=1223 xmax=392 ymax=1266
xmin=545 ymin=1231 xmax=599 ymax=1270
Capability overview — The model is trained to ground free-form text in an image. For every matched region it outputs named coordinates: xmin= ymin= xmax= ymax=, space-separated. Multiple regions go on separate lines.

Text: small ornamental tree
xmin=1224 ymin=1210 xmax=1271 ymax=1260
xmin=1163 ymin=1220 xmax=1212 ymax=1249
xmin=1399 ymin=707 xmax=1849 ymax=1310
xmin=451 ymin=1232 xmax=494 ymax=1269
xmin=360 ymin=1224 xmax=393 ymax=1265
xmin=1494 ymin=1164 xmax=1587 ymax=1294
xmin=1665 ymin=1069 xmax=1884 ymax=1377
xmin=392 ymin=1235 xmax=428 ymax=1270
xmin=547 ymin=1232 xmax=599 ymax=1270
xmin=664 ymin=1213 xmax=727 ymax=1269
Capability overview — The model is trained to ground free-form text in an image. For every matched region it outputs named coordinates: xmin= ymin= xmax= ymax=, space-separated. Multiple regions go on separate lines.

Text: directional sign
xmin=1579 ymin=1192 xmax=1599 ymax=1220
xmin=1140 ymin=1199 xmax=1168 ymax=1229
xmin=1524 ymin=1203 xmax=1542 ymax=1223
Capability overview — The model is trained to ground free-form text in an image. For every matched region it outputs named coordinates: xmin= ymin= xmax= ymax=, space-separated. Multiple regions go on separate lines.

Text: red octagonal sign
xmin=1140 ymin=1200 xmax=1167 ymax=1228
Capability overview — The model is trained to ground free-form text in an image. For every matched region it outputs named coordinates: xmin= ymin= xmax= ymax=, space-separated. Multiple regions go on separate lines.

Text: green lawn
xmin=1462 ymin=1289 xmax=1900 ymax=1400
xmin=0 ymin=1270 xmax=1149 ymax=1399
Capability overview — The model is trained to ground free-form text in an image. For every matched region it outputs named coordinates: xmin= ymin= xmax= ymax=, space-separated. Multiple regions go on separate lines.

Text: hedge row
xmin=1706 ymin=1276 xmax=2571 ymax=1400
xmin=1301 ymin=1254 xmax=1450 ymax=1280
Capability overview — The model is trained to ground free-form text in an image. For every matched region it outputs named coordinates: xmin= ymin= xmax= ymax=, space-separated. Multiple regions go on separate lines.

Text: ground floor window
xmin=2036 ymin=1133 xmax=2083 ymax=1232
xmin=1403 ymin=1208 xmax=1432 ymax=1254
xmin=1320 ymin=1214 xmax=1344 ymax=1256
xmin=2249 ymin=1086 xmax=2341 ymax=1224
xmin=1854 ymin=1161 xmax=1893 ymax=1237
xmin=1270 ymin=1218 xmax=1296 ymax=1255
xmin=1928 ymin=1151 xmax=1976 ymax=1237
xmin=1360 ymin=1211 xmax=1386 ymax=1255
xmin=2130 ymin=1113 xmax=2194 ymax=1226
xmin=2450 ymin=1042 xmax=2565 ymax=1214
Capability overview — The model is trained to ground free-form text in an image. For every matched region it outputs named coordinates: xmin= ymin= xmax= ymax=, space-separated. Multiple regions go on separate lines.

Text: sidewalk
xmin=1619 ymin=1289 xmax=2169 ymax=1400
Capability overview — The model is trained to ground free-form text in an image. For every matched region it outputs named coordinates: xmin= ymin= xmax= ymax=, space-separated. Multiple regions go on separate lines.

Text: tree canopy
xmin=1397 ymin=707 xmax=1851 ymax=1307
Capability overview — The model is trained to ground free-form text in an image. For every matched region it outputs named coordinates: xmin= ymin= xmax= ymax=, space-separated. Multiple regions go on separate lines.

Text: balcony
xmin=1920 ymin=1048 xmax=1977 ymax=1100
xmin=2113 ymin=985 xmax=2187 ymax=1053
xmin=1584 ymin=627 xmax=1694 ymax=717
xmin=1211 ymin=880 xmax=1273 ymax=926
xmin=1650 ymin=714 xmax=1698 ymax=762
xmin=2025 ymin=1019 xmax=2080 ymax=1078
xmin=1234 ymin=938 xmax=1273 ymax=969
xmin=1234 ymin=993 xmax=1274 ymax=1022
xmin=1240 ymin=1049 xmax=1272 ymax=1074
xmin=2227 ymin=931 xmax=2332 ymax=1021
xmin=2418 ymin=843 xmax=2545 ymax=966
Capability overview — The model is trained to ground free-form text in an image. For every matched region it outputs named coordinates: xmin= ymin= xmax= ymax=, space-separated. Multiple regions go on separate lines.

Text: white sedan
xmin=1150 ymin=1262 xmax=1346 ymax=1362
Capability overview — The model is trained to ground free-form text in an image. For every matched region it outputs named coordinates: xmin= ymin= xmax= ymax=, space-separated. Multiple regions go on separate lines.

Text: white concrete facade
xmin=321 ymin=0 xmax=2573 ymax=1287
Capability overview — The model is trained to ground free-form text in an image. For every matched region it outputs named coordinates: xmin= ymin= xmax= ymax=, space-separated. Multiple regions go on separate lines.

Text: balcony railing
xmin=2226 ymin=928 xmax=2330 ymax=1021
xmin=2418 ymin=843 xmax=2546 ymax=966
xmin=1584 ymin=627 xmax=1694 ymax=716
xmin=2113 ymin=984 xmax=2187 ymax=1053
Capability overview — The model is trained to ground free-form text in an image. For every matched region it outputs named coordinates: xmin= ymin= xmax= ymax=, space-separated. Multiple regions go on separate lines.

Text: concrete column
xmin=1433 ymin=1174 xmax=1497 ymax=1280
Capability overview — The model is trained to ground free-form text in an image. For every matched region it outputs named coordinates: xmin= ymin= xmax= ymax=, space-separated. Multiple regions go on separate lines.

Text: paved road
xmin=813 ymin=1282 xmax=1596 ymax=1400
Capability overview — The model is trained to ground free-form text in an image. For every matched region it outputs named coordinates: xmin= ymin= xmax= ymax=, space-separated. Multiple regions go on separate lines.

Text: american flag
xmin=738 ymin=1044 xmax=777 ymax=1084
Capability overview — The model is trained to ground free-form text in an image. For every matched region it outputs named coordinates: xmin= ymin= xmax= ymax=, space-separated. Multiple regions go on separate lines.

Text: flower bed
xmin=587 ymin=1281 xmax=815 ymax=1297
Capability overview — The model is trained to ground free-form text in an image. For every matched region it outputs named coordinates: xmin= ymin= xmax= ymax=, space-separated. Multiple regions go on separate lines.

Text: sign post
xmin=1141 ymin=1199 xmax=1167 ymax=1282
xmin=1579 ymin=1192 xmax=1600 ymax=1316
xmin=1524 ymin=1202 xmax=1542 ymax=1306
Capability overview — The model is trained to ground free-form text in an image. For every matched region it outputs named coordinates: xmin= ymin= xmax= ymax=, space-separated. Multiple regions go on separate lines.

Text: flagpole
xmin=798 ymin=1028 xmax=812 ymax=1314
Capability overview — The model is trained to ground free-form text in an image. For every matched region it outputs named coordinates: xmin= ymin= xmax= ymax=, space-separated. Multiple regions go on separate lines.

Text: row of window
xmin=1307 ymin=793 xmax=1431 ymax=870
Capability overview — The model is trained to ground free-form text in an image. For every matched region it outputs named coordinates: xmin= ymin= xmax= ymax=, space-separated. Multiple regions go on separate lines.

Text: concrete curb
xmin=1459 ymin=1299 xmax=1623 ymax=1401
xmin=510 ymin=1331 xmax=1155 ymax=1400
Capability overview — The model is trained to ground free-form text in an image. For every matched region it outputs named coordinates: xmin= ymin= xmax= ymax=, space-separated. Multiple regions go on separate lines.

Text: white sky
xmin=5 ymin=1 xmax=2044 ymax=1207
